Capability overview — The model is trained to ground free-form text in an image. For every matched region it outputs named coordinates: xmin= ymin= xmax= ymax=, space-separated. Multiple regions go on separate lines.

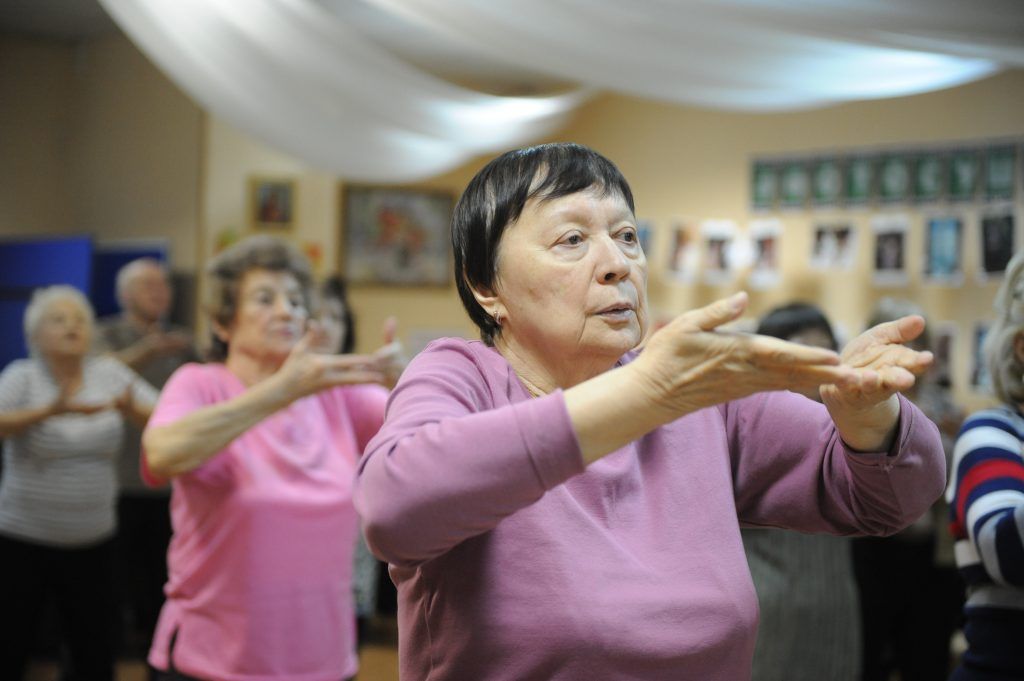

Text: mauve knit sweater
xmin=356 ymin=338 xmax=945 ymax=681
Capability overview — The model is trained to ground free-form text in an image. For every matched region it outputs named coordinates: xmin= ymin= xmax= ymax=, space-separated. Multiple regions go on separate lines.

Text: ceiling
xmin=0 ymin=0 xmax=566 ymax=94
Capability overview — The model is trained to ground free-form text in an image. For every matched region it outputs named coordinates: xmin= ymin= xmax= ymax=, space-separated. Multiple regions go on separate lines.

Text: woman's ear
xmin=469 ymin=282 xmax=506 ymax=325
xmin=211 ymin=319 xmax=232 ymax=345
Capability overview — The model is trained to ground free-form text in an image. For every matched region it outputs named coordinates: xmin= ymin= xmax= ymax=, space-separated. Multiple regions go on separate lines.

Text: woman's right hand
xmin=631 ymin=292 xmax=860 ymax=419
xmin=273 ymin=325 xmax=387 ymax=403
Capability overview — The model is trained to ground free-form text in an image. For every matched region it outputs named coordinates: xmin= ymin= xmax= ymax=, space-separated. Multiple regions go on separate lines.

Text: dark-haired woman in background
xmin=742 ymin=302 xmax=860 ymax=681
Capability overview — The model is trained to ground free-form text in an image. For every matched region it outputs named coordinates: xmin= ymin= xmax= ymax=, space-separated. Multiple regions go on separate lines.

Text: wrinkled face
xmin=219 ymin=269 xmax=307 ymax=363
xmin=315 ymin=297 xmax=348 ymax=355
xmin=489 ymin=187 xmax=648 ymax=371
xmin=36 ymin=298 xmax=92 ymax=359
xmin=126 ymin=264 xmax=172 ymax=322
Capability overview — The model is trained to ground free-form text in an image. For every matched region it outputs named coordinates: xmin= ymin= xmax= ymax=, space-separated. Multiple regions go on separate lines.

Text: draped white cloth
xmin=99 ymin=0 xmax=1023 ymax=181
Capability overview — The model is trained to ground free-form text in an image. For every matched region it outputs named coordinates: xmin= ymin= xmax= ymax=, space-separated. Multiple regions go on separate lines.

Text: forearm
xmin=828 ymin=394 xmax=902 ymax=452
xmin=0 ymin=405 xmax=55 ymax=437
xmin=563 ymin=363 xmax=676 ymax=465
xmin=123 ymin=400 xmax=153 ymax=430
xmin=111 ymin=343 xmax=152 ymax=371
xmin=143 ymin=376 xmax=291 ymax=478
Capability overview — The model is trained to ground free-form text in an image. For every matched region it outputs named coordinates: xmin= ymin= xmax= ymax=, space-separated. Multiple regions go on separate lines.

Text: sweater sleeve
xmin=947 ymin=409 xmax=1024 ymax=587
xmin=354 ymin=339 xmax=584 ymax=567
xmin=725 ymin=390 xmax=946 ymax=536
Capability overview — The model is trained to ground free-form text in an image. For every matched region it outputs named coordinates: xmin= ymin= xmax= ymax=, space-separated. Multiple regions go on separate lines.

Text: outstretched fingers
xmin=676 ymin=292 xmax=749 ymax=333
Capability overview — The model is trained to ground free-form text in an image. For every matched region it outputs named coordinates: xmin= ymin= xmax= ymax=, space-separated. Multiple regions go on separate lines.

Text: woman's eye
xmin=620 ymin=230 xmax=637 ymax=243
xmin=564 ymin=233 xmax=583 ymax=246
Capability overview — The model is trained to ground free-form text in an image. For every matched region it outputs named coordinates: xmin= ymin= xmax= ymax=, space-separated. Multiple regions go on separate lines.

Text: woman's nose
xmin=597 ymin=236 xmax=631 ymax=282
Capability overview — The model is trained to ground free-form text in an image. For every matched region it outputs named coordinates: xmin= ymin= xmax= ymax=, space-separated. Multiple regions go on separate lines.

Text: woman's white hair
xmin=984 ymin=250 xmax=1024 ymax=405
xmin=23 ymin=285 xmax=95 ymax=356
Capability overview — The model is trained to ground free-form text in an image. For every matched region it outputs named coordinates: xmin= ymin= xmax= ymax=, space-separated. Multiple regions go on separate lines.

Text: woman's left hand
xmin=373 ymin=317 xmax=406 ymax=390
xmin=821 ymin=315 xmax=933 ymax=451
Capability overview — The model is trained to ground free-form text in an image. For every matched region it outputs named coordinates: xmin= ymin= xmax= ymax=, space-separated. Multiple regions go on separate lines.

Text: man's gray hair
xmin=115 ymin=257 xmax=168 ymax=308
xmin=984 ymin=250 xmax=1024 ymax=405
xmin=23 ymin=285 xmax=94 ymax=356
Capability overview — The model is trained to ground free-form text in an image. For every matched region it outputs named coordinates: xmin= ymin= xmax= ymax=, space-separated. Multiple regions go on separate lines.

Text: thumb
xmin=381 ymin=316 xmax=398 ymax=346
xmin=676 ymin=292 xmax=748 ymax=333
xmin=290 ymin=323 xmax=318 ymax=358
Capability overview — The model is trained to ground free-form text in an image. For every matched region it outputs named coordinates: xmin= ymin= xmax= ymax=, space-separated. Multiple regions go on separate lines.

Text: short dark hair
xmin=453 ymin=142 xmax=635 ymax=345
xmin=756 ymin=302 xmax=838 ymax=352
xmin=320 ymin=275 xmax=356 ymax=354
xmin=205 ymin=235 xmax=313 ymax=361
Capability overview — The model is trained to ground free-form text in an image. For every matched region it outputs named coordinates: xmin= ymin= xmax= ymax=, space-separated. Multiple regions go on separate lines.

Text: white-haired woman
xmin=948 ymin=250 xmax=1024 ymax=681
xmin=0 ymin=285 xmax=157 ymax=681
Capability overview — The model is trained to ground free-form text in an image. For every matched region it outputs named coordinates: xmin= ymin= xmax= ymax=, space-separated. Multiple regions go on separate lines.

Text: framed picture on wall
xmin=811 ymin=158 xmax=842 ymax=207
xmin=912 ymin=153 xmax=944 ymax=203
xmin=978 ymin=209 xmax=1016 ymax=282
xmin=667 ymin=221 xmax=699 ymax=283
xmin=878 ymin=155 xmax=911 ymax=203
xmin=701 ymin=220 xmax=737 ymax=286
xmin=810 ymin=223 xmax=857 ymax=270
xmin=933 ymin=322 xmax=957 ymax=389
xmin=779 ymin=162 xmax=809 ymax=208
xmin=984 ymin=146 xmax=1017 ymax=201
xmin=751 ymin=161 xmax=778 ymax=210
xmin=948 ymin=149 xmax=980 ymax=202
xmin=844 ymin=157 xmax=873 ymax=205
xmin=748 ymin=218 xmax=781 ymax=290
xmin=249 ymin=178 xmax=295 ymax=231
xmin=342 ymin=185 xmax=453 ymax=286
xmin=923 ymin=216 xmax=963 ymax=285
xmin=971 ymin=322 xmax=991 ymax=392
xmin=871 ymin=214 xmax=909 ymax=286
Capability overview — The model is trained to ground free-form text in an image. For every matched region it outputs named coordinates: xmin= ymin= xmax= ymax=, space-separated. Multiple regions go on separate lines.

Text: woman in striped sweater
xmin=948 ymin=249 xmax=1024 ymax=681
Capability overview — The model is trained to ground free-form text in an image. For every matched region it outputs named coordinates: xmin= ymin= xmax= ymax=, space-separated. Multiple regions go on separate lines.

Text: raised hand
xmin=633 ymin=292 xmax=860 ymax=417
xmin=373 ymin=316 xmax=406 ymax=389
xmin=273 ymin=325 xmax=387 ymax=403
xmin=820 ymin=315 xmax=934 ymax=451
xmin=49 ymin=383 xmax=111 ymax=417
xmin=820 ymin=315 xmax=933 ymax=411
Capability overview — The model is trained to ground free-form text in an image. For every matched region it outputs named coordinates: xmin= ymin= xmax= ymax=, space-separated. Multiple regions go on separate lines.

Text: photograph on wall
xmin=810 ymin=222 xmax=857 ymax=270
xmin=844 ymin=157 xmax=874 ymax=205
xmin=984 ymin=146 xmax=1017 ymax=201
xmin=811 ymin=158 xmax=842 ymax=207
xmin=913 ymin=153 xmax=944 ymax=203
xmin=342 ymin=185 xmax=453 ymax=286
xmin=701 ymin=220 xmax=737 ymax=286
xmin=948 ymin=149 xmax=980 ymax=202
xmin=249 ymin=178 xmax=295 ymax=231
xmin=667 ymin=221 xmax=699 ymax=284
xmin=748 ymin=218 xmax=781 ymax=290
xmin=779 ymin=162 xmax=809 ymax=208
xmin=878 ymin=155 xmax=911 ymax=203
xmin=923 ymin=216 xmax=963 ymax=285
xmin=978 ymin=209 xmax=1017 ymax=282
xmin=933 ymin=322 xmax=957 ymax=389
xmin=871 ymin=215 xmax=909 ymax=286
xmin=971 ymin=322 xmax=991 ymax=391
xmin=751 ymin=162 xmax=778 ymax=210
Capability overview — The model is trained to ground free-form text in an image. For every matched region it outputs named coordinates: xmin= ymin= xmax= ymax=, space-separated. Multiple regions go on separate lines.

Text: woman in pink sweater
xmin=142 ymin=236 xmax=401 ymax=681
xmin=356 ymin=143 xmax=946 ymax=680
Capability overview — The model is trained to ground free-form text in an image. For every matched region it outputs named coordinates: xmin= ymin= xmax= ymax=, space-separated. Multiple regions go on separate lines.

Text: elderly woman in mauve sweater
xmin=356 ymin=142 xmax=946 ymax=681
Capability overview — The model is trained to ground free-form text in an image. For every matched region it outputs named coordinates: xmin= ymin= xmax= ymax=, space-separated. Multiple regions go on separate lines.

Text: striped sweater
xmin=947 ymin=405 xmax=1024 ymax=611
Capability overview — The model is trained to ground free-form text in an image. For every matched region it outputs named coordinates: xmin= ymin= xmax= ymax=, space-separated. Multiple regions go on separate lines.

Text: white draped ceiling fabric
xmin=99 ymin=0 xmax=1024 ymax=182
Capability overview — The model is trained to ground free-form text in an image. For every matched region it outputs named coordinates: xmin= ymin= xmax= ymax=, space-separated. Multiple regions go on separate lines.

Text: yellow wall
xmin=203 ymin=70 xmax=1024 ymax=410
xmin=4 ymin=27 xmax=1020 ymax=411
xmin=0 ymin=34 xmax=202 ymax=268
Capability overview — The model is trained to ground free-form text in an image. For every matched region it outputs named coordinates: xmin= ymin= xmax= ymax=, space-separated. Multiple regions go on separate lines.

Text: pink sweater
xmin=145 ymin=363 xmax=388 ymax=681
xmin=356 ymin=338 xmax=946 ymax=681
